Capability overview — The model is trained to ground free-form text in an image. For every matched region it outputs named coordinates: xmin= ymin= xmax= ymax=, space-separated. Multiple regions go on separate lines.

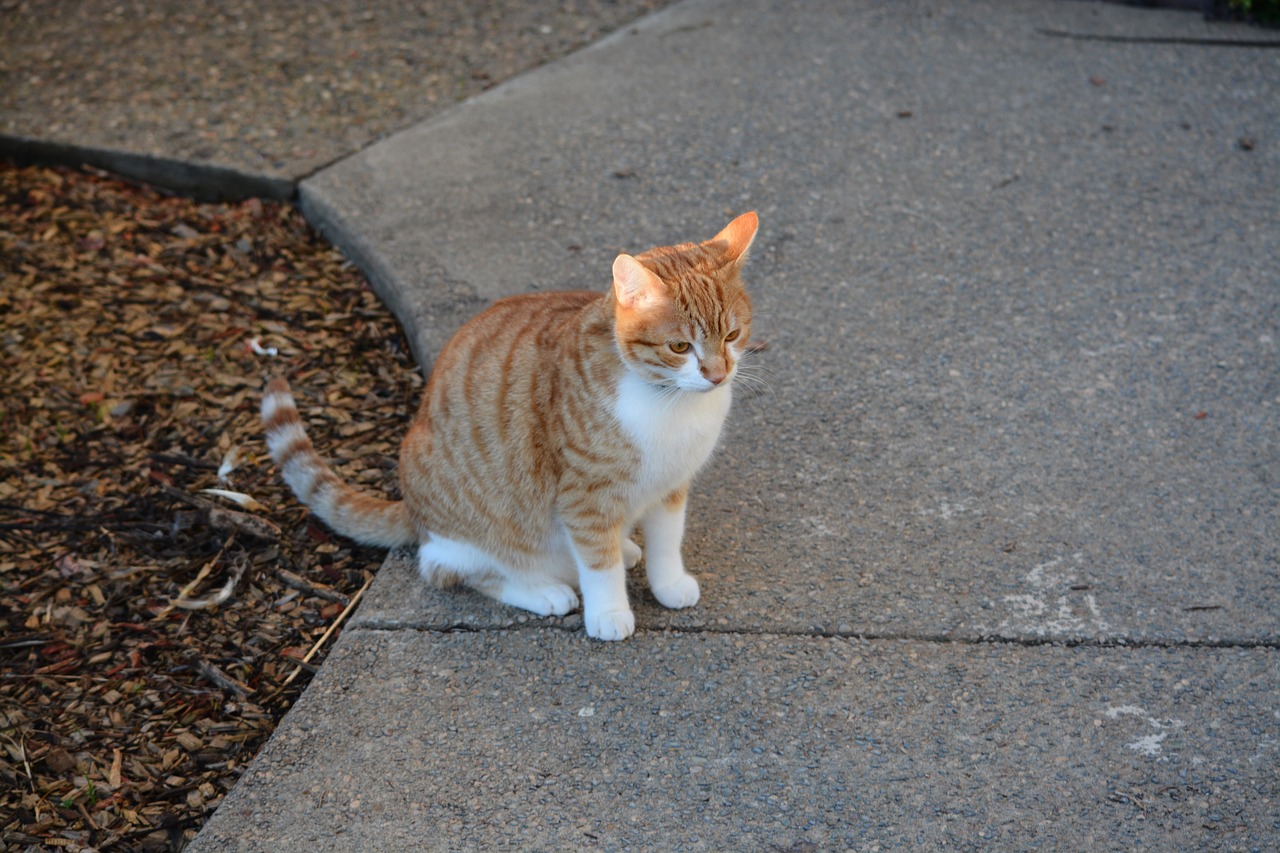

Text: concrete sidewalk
xmin=0 ymin=0 xmax=668 ymax=199
xmin=187 ymin=1 xmax=1278 ymax=848
xmin=18 ymin=0 xmax=1279 ymax=848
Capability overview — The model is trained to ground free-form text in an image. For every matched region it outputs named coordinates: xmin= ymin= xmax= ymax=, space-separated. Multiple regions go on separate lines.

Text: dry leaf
xmin=217 ymin=446 xmax=241 ymax=482
xmin=170 ymin=560 xmax=247 ymax=611
xmin=199 ymin=488 xmax=267 ymax=512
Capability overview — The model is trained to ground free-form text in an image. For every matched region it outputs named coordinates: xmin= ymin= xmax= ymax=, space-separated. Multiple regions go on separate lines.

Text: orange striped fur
xmin=262 ymin=212 xmax=758 ymax=640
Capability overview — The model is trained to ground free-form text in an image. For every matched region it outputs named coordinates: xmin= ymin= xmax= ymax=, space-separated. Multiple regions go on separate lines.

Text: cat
xmin=261 ymin=211 xmax=758 ymax=640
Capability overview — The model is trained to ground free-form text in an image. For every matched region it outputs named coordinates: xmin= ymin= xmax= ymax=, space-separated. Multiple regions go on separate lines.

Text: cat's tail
xmin=261 ymin=377 xmax=416 ymax=549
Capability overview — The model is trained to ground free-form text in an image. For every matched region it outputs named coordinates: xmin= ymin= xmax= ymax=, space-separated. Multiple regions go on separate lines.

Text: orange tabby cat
xmin=262 ymin=211 xmax=758 ymax=640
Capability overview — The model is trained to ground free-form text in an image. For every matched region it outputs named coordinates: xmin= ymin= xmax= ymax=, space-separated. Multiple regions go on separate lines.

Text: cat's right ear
xmin=613 ymin=254 xmax=664 ymax=310
xmin=712 ymin=210 xmax=759 ymax=267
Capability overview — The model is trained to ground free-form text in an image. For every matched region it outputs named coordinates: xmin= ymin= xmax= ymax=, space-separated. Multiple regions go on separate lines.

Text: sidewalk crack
xmin=349 ymin=619 xmax=1279 ymax=650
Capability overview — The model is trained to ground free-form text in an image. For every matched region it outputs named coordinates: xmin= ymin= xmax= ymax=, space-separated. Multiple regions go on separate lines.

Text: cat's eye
xmin=669 ymin=341 xmax=691 ymax=354
xmin=724 ymin=329 xmax=741 ymax=342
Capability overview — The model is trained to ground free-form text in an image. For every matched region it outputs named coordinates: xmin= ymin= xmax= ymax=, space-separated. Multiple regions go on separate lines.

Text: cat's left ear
xmin=711 ymin=210 xmax=759 ymax=267
xmin=613 ymin=253 xmax=665 ymax=310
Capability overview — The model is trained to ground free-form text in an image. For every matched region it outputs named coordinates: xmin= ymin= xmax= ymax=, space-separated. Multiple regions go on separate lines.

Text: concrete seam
xmin=345 ymin=620 xmax=1280 ymax=650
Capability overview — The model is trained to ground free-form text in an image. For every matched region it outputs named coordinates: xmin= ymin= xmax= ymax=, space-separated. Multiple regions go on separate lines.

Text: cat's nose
xmin=702 ymin=366 xmax=728 ymax=385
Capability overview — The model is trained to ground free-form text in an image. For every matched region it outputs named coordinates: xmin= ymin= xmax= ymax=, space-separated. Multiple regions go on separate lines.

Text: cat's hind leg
xmin=418 ymin=536 xmax=578 ymax=617
xmin=490 ymin=577 xmax=579 ymax=617
xmin=622 ymin=536 xmax=642 ymax=569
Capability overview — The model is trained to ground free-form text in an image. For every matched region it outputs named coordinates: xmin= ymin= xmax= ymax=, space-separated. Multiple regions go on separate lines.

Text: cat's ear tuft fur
xmin=711 ymin=210 xmax=759 ymax=267
xmin=613 ymin=253 xmax=665 ymax=310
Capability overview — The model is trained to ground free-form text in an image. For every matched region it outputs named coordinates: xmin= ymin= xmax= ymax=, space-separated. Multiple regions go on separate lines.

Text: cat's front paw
xmin=651 ymin=573 xmax=700 ymax=610
xmin=584 ymin=608 xmax=636 ymax=641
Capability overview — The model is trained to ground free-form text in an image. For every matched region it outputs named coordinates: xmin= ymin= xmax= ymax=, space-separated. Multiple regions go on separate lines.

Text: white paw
xmin=532 ymin=583 xmax=579 ymax=617
xmin=501 ymin=581 xmax=579 ymax=617
xmin=622 ymin=537 xmax=643 ymax=569
xmin=651 ymin=573 xmax=700 ymax=610
xmin=584 ymin=608 xmax=636 ymax=641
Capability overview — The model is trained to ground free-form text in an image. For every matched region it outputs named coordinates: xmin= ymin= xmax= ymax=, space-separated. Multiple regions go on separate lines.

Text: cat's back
xmin=400 ymin=288 xmax=621 ymax=552
xmin=430 ymin=290 xmax=604 ymax=378
xmin=486 ymin=289 xmax=602 ymax=323
xmin=414 ymin=290 xmax=605 ymax=412
xmin=404 ymin=288 xmax=615 ymax=462
xmin=483 ymin=289 xmax=601 ymax=324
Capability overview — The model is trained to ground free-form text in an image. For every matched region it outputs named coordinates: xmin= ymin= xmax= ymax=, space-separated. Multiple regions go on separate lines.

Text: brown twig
xmin=277 ymin=568 xmax=350 ymax=604
xmin=187 ymin=652 xmax=251 ymax=697
xmin=158 ymin=484 xmax=280 ymax=541
xmin=272 ymin=571 xmax=374 ymax=695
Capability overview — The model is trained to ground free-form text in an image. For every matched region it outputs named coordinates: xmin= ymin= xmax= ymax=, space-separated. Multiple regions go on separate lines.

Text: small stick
xmin=152 ymin=542 xmax=228 ymax=621
xmin=206 ymin=507 xmax=281 ymax=542
xmin=276 ymin=572 xmax=373 ymax=691
xmin=6 ymin=733 xmax=41 ymax=818
xmin=78 ymin=801 xmax=100 ymax=831
xmin=189 ymin=652 xmax=251 ymax=696
xmin=109 ymin=748 xmax=123 ymax=789
xmin=171 ymin=557 xmax=248 ymax=610
xmin=277 ymin=568 xmax=350 ymax=604
xmin=160 ymin=484 xmax=278 ymax=539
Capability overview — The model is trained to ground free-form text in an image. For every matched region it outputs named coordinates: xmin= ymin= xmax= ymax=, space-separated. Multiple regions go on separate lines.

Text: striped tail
xmin=260 ymin=377 xmax=415 ymax=548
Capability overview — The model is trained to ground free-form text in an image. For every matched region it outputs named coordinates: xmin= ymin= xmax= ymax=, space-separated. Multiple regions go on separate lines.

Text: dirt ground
xmin=1 ymin=162 xmax=423 ymax=851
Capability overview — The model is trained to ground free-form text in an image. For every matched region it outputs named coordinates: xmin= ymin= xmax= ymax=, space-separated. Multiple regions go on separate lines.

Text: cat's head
xmin=611 ymin=211 xmax=758 ymax=393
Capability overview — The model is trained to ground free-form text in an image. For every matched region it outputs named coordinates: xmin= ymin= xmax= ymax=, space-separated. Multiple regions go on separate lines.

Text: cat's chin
xmin=643 ymin=371 xmax=733 ymax=394
xmin=677 ymin=378 xmax=732 ymax=394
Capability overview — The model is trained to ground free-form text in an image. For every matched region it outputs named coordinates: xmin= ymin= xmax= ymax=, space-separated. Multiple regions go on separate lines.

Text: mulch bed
xmin=0 ymin=162 xmax=421 ymax=851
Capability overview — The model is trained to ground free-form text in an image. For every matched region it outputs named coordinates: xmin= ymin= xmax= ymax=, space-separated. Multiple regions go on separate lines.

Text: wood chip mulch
xmin=0 ymin=162 xmax=422 ymax=851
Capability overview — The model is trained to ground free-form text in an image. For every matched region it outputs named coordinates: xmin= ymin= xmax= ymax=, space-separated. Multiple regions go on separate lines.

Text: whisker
xmin=730 ymin=354 xmax=775 ymax=399
xmin=651 ymin=382 xmax=686 ymax=410
xmin=733 ymin=374 xmax=773 ymax=399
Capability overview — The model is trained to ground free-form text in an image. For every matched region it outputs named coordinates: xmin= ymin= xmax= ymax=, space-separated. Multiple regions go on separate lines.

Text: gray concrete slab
xmin=300 ymin=0 xmax=1279 ymax=645
xmin=190 ymin=628 xmax=1278 ymax=851
xmin=0 ymin=0 xmax=669 ymax=198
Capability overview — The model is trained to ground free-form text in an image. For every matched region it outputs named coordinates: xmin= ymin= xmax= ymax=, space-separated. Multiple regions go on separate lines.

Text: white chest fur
xmin=613 ymin=371 xmax=732 ymax=513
